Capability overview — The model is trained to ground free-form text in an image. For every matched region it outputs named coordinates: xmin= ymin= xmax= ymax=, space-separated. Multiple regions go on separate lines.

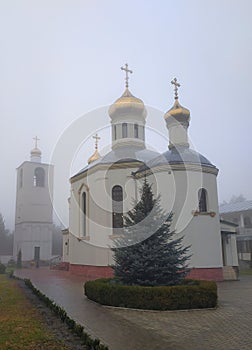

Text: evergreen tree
xmin=0 ymin=213 xmax=13 ymax=255
xmin=17 ymin=249 xmax=22 ymax=268
xmin=112 ymin=179 xmax=190 ymax=286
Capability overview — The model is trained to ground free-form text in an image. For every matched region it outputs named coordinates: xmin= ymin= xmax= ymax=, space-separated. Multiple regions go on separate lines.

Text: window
xmin=198 ymin=188 xmax=207 ymax=212
xmin=244 ymin=216 xmax=251 ymax=227
xmin=140 ymin=125 xmax=145 ymax=140
xmin=33 ymin=167 xmax=45 ymax=187
xmin=82 ymin=192 xmax=87 ymax=236
xmin=114 ymin=125 xmax=117 ymax=140
xmin=134 ymin=124 xmax=139 ymax=138
xmin=20 ymin=168 xmax=23 ymax=188
xmin=112 ymin=185 xmax=123 ymax=232
xmin=122 ymin=123 xmax=128 ymax=138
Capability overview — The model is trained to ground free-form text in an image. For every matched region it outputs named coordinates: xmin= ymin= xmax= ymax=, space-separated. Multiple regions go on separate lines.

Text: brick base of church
xmin=186 ymin=267 xmax=223 ymax=281
xmin=69 ymin=264 xmax=223 ymax=281
xmin=69 ymin=264 xmax=114 ymax=280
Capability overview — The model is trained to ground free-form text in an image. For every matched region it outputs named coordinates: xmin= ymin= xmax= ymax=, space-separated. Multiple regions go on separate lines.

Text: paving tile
xmin=15 ymin=268 xmax=252 ymax=350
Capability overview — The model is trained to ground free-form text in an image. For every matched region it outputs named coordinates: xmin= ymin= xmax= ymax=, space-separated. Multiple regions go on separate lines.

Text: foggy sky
xmin=0 ymin=0 xmax=252 ymax=230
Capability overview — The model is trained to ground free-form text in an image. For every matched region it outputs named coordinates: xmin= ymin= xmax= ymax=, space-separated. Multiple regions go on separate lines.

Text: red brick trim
xmin=187 ymin=268 xmax=223 ymax=281
xmin=69 ymin=264 xmax=114 ymax=279
xmin=69 ymin=264 xmax=223 ymax=281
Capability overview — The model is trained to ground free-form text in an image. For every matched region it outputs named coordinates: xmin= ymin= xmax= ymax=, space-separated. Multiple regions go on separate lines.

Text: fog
xmin=0 ymin=0 xmax=251 ymax=230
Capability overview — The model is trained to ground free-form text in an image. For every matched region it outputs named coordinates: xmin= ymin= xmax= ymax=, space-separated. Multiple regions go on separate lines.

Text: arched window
xmin=20 ymin=168 xmax=23 ymax=188
xmin=134 ymin=123 xmax=139 ymax=138
xmin=122 ymin=123 xmax=128 ymax=138
xmin=198 ymin=188 xmax=207 ymax=212
xmin=112 ymin=185 xmax=123 ymax=232
xmin=33 ymin=167 xmax=45 ymax=187
xmin=82 ymin=192 xmax=87 ymax=236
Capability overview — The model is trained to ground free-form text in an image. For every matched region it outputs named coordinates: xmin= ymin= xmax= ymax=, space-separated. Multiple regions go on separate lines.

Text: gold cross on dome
xmin=33 ymin=136 xmax=40 ymax=148
xmin=121 ymin=63 xmax=133 ymax=88
xmin=171 ymin=77 xmax=180 ymax=99
xmin=93 ymin=133 xmax=100 ymax=150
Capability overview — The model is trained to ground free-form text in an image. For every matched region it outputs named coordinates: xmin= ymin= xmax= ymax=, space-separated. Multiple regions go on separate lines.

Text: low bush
xmin=0 ymin=262 xmax=6 ymax=274
xmin=84 ymin=278 xmax=217 ymax=310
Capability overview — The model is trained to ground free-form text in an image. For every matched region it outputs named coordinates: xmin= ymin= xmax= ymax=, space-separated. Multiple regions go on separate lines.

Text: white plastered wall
xmin=147 ymin=166 xmax=223 ymax=269
xmin=68 ymin=163 xmax=139 ymax=266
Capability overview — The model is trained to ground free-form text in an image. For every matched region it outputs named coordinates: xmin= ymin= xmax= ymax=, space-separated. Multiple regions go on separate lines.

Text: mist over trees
xmin=220 ymin=194 xmax=247 ymax=206
xmin=0 ymin=213 xmax=13 ymax=255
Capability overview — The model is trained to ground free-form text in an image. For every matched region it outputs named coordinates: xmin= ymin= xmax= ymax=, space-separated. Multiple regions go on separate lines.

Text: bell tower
xmin=13 ymin=138 xmax=54 ymax=264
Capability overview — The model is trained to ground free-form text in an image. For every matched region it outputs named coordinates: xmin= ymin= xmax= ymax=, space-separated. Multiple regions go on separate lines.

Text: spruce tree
xmin=17 ymin=249 xmax=22 ymax=268
xmin=112 ymin=179 xmax=190 ymax=286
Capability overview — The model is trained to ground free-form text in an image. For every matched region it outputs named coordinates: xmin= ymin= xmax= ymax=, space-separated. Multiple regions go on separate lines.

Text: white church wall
xmin=69 ymin=163 xmax=140 ymax=250
xmin=68 ymin=232 xmax=113 ymax=266
xmin=146 ymin=167 xmax=223 ymax=269
xmin=14 ymin=223 xmax=52 ymax=261
xmin=15 ymin=162 xmax=53 ymax=224
xmin=14 ymin=156 xmax=54 ymax=262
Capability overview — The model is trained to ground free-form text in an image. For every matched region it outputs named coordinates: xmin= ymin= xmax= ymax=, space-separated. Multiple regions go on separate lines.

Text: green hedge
xmin=84 ymin=278 xmax=217 ymax=310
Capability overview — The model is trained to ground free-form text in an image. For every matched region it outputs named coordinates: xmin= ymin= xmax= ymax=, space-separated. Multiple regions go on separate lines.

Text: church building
xmin=62 ymin=65 xmax=238 ymax=281
xmin=14 ymin=138 xmax=54 ymax=264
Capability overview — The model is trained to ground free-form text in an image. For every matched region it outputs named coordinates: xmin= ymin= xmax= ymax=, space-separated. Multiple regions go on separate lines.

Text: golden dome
xmin=30 ymin=147 xmax=41 ymax=156
xmin=109 ymin=88 xmax=146 ymax=119
xmin=164 ymin=99 xmax=190 ymax=122
xmin=88 ymin=149 xmax=100 ymax=164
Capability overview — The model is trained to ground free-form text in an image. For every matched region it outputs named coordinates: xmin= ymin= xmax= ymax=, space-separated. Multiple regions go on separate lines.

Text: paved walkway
xmin=15 ymin=268 xmax=252 ymax=350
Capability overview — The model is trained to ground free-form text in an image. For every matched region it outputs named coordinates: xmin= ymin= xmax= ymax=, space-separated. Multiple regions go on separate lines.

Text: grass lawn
xmin=0 ymin=274 xmax=70 ymax=350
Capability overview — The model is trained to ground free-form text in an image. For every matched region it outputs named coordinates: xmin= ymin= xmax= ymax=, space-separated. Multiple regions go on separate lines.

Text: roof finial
xmin=33 ymin=136 xmax=40 ymax=148
xmin=93 ymin=133 xmax=100 ymax=151
xmin=88 ymin=134 xmax=101 ymax=164
xmin=121 ymin=63 xmax=133 ymax=88
xmin=171 ymin=77 xmax=180 ymax=100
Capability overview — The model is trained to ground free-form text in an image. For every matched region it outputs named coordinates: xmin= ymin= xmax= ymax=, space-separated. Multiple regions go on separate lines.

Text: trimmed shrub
xmin=0 ymin=262 xmax=6 ymax=274
xmin=84 ymin=278 xmax=217 ymax=310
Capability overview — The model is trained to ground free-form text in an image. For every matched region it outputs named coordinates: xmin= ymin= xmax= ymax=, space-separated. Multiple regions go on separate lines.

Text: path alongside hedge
xmin=14 ymin=268 xmax=252 ymax=350
xmin=0 ymin=274 xmax=75 ymax=350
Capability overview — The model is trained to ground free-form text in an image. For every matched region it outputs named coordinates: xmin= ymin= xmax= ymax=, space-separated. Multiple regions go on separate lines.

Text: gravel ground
xmin=17 ymin=278 xmax=88 ymax=350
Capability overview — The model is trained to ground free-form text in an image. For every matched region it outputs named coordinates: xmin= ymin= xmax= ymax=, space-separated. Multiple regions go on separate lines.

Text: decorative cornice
xmin=134 ymin=163 xmax=219 ymax=179
xmin=71 ymin=161 xmax=141 ymax=184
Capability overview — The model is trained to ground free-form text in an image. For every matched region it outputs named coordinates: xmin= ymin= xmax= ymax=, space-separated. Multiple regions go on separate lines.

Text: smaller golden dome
xmin=164 ymin=99 xmax=190 ymax=122
xmin=31 ymin=147 xmax=42 ymax=156
xmin=88 ymin=133 xmax=101 ymax=164
xmin=88 ymin=149 xmax=100 ymax=164
xmin=109 ymin=88 xmax=146 ymax=119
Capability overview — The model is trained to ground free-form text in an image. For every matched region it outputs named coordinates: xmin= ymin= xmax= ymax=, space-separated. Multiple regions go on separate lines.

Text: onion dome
xmin=164 ymin=98 xmax=190 ymax=126
xmin=164 ymin=78 xmax=190 ymax=126
xmin=164 ymin=78 xmax=190 ymax=150
xmin=30 ymin=136 xmax=42 ymax=162
xmin=108 ymin=87 xmax=146 ymax=119
xmin=30 ymin=147 xmax=41 ymax=157
xmin=88 ymin=134 xmax=101 ymax=164
xmin=109 ymin=63 xmax=146 ymax=119
xmin=88 ymin=149 xmax=100 ymax=164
